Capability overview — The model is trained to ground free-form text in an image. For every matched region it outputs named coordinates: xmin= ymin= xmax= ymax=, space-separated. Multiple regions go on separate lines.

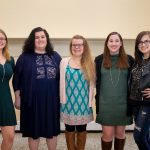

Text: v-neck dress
xmin=0 ymin=57 xmax=16 ymax=126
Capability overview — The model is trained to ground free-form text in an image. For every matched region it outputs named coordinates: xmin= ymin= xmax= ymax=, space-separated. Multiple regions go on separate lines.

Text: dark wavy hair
xmin=103 ymin=32 xmax=128 ymax=69
xmin=135 ymin=31 xmax=150 ymax=65
xmin=22 ymin=27 xmax=54 ymax=55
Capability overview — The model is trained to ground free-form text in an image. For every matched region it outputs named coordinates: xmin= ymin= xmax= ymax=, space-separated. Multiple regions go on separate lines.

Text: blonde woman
xmin=60 ymin=35 xmax=95 ymax=150
xmin=0 ymin=29 xmax=16 ymax=150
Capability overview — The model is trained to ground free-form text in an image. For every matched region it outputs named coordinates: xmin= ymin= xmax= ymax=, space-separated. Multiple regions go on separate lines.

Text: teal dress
xmin=96 ymin=55 xmax=132 ymax=125
xmin=61 ymin=64 xmax=93 ymax=125
xmin=0 ymin=57 xmax=16 ymax=126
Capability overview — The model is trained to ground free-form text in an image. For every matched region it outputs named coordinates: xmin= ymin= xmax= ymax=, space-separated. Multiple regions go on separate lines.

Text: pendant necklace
xmin=109 ymin=67 xmax=120 ymax=88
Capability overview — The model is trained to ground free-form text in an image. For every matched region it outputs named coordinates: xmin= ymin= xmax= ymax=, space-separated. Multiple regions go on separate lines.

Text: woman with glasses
xmin=60 ymin=35 xmax=95 ymax=150
xmin=129 ymin=31 xmax=150 ymax=150
xmin=95 ymin=32 xmax=134 ymax=150
xmin=0 ymin=29 xmax=17 ymax=150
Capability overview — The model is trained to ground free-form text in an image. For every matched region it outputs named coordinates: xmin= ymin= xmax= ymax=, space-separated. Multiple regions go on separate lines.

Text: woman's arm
xmin=14 ymin=90 xmax=21 ymax=110
xmin=12 ymin=54 xmax=24 ymax=110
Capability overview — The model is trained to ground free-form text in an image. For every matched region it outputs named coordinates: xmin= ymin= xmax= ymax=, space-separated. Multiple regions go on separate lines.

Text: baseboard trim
xmin=15 ymin=121 xmax=134 ymax=131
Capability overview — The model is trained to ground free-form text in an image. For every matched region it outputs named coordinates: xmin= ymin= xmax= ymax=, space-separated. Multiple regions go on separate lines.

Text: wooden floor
xmin=0 ymin=132 xmax=138 ymax=150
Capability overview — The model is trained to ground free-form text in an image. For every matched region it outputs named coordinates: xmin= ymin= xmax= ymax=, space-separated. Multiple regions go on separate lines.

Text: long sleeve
xmin=60 ymin=57 xmax=70 ymax=104
xmin=127 ymin=55 xmax=135 ymax=116
xmin=12 ymin=54 xmax=24 ymax=91
xmin=94 ymin=54 xmax=103 ymax=114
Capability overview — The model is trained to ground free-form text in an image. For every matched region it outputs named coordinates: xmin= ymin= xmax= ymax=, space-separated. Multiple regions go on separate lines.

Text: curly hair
xmin=22 ymin=27 xmax=54 ymax=55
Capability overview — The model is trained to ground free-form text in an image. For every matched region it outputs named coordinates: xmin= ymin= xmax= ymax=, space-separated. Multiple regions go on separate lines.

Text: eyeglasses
xmin=138 ymin=40 xmax=150 ymax=47
xmin=72 ymin=44 xmax=84 ymax=48
xmin=0 ymin=38 xmax=6 ymax=41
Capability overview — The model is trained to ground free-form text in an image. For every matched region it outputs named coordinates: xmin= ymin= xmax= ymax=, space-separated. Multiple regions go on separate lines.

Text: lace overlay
xmin=36 ymin=54 xmax=56 ymax=79
xmin=130 ymin=59 xmax=150 ymax=101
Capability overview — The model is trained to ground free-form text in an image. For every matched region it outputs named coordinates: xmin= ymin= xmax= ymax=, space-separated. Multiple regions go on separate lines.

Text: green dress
xmin=0 ymin=57 xmax=16 ymax=126
xmin=96 ymin=55 xmax=132 ymax=125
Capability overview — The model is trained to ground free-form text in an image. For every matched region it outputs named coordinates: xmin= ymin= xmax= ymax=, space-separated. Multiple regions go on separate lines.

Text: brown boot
xmin=76 ymin=131 xmax=87 ymax=150
xmin=101 ymin=138 xmax=112 ymax=150
xmin=114 ymin=137 xmax=126 ymax=150
xmin=65 ymin=131 xmax=76 ymax=150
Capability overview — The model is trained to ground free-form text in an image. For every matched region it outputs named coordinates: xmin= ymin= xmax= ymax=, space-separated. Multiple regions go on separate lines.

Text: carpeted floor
xmin=0 ymin=132 xmax=138 ymax=150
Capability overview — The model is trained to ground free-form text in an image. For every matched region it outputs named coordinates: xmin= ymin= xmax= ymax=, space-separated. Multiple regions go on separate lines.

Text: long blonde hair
xmin=70 ymin=35 xmax=95 ymax=83
xmin=0 ymin=29 xmax=11 ymax=60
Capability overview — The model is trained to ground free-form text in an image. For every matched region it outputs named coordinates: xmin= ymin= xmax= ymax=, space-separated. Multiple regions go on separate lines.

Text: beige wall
xmin=9 ymin=38 xmax=135 ymax=58
xmin=1 ymin=0 xmax=150 ymax=38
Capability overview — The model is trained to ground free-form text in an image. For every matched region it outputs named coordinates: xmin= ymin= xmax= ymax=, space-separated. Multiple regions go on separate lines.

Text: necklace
xmin=69 ymin=58 xmax=81 ymax=69
xmin=109 ymin=67 xmax=120 ymax=88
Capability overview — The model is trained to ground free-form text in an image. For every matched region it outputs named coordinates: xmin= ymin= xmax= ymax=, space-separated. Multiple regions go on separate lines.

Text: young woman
xmin=60 ymin=35 xmax=95 ymax=150
xmin=0 ymin=29 xmax=16 ymax=150
xmin=13 ymin=27 xmax=61 ymax=150
xmin=129 ymin=31 xmax=150 ymax=150
xmin=95 ymin=32 xmax=134 ymax=150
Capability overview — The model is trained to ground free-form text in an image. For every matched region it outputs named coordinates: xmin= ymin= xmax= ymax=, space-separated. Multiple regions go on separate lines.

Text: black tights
xmin=65 ymin=124 xmax=87 ymax=132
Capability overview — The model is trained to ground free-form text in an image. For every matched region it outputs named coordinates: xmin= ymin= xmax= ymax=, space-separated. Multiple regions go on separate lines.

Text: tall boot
xmin=114 ymin=137 xmax=126 ymax=150
xmin=65 ymin=131 xmax=76 ymax=150
xmin=76 ymin=131 xmax=87 ymax=150
xmin=101 ymin=138 xmax=112 ymax=150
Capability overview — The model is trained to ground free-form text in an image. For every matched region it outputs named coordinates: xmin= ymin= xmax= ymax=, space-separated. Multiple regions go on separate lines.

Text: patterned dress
xmin=61 ymin=64 xmax=93 ymax=125
xmin=130 ymin=58 xmax=150 ymax=101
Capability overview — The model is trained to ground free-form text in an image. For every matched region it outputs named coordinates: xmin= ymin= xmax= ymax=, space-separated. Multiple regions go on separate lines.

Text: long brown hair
xmin=0 ymin=29 xmax=11 ymax=60
xmin=134 ymin=31 xmax=150 ymax=65
xmin=70 ymin=35 xmax=95 ymax=83
xmin=103 ymin=32 xmax=128 ymax=69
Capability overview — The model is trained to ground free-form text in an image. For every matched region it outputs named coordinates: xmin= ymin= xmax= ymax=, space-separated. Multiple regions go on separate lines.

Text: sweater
xmin=95 ymin=54 xmax=134 ymax=115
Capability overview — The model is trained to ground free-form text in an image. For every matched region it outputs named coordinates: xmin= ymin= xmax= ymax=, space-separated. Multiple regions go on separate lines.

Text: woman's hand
xmin=14 ymin=99 xmax=20 ymax=110
xmin=142 ymin=88 xmax=150 ymax=98
xmin=14 ymin=90 xmax=21 ymax=110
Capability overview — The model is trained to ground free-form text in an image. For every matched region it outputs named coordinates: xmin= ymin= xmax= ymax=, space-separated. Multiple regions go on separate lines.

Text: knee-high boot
xmin=65 ymin=131 xmax=76 ymax=150
xmin=101 ymin=138 xmax=112 ymax=150
xmin=76 ymin=131 xmax=87 ymax=150
xmin=114 ymin=137 xmax=126 ymax=150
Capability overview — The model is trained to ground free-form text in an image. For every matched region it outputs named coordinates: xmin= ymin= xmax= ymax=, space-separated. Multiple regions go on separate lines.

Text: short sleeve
xmin=10 ymin=56 xmax=15 ymax=71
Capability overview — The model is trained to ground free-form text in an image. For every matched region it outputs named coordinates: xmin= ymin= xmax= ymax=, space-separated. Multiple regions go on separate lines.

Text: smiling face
xmin=0 ymin=32 xmax=6 ymax=51
xmin=138 ymin=34 xmax=150 ymax=59
xmin=35 ymin=31 xmax=47 ymax=51
xmin=71 ymin=38 xmax=84 ymax=57
xmin=107 ymin=34 xmax=122 ymax=55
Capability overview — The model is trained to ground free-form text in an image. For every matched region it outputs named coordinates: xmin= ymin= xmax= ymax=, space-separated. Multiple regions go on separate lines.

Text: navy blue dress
xmin=13 ymin=52 xmax=61 ymax=139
